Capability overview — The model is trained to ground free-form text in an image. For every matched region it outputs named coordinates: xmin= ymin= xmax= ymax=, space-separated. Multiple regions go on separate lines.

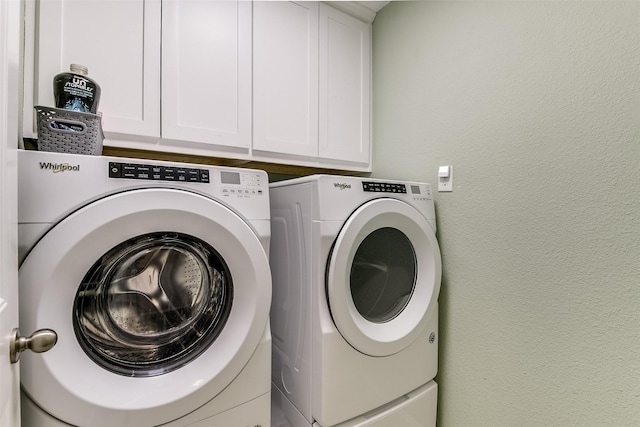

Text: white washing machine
xmin=17 ymin=150 xmax=272 ymax=427
xmin=269 ymin=175 xmax=441 ymax=427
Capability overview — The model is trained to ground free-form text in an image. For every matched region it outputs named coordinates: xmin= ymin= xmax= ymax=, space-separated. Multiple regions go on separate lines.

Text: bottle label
xmin=62 ymin=76 xmax=94 ymax=112
xmin=54 ymin=70 xmax=100 ymax=113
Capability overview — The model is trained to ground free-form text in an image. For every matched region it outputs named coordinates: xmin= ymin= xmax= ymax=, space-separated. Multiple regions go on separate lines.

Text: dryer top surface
xmin=271 ymin=174 xmax=436 ymax=223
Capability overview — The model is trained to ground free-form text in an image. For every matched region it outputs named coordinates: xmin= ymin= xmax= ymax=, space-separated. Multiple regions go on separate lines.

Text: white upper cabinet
xmin=253 ymin=1 xmax=371 ymax=169
xmin=319 ymin=4 xmax=370 ymax=165
xmin=253 ymin=1 xmax=319 ymax=158
xmin=24 ymin=0 xmax=161 ymax=140
xmin=162 ymin=0 xmax=251 ymax=150
xmin=22 ymin=0 xmax=373 ymax=172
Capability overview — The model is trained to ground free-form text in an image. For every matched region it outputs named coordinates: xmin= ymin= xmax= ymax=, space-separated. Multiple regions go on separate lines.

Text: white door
xmin=0 ymin=0 xmax=20 ymax=424
xmin=326 ymin=198 xmax=442 ymax=356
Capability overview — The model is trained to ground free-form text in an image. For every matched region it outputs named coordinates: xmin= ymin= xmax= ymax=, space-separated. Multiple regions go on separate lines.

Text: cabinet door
xmin=319 ymin=4 xmax=371 ymax=165
xmin=162 ymin=0 xmax=251 ymax=149
xmin=253 ymin=1 xmax=319 ymax=157
xmin=28 ymin=0 xmax=161 ymax=139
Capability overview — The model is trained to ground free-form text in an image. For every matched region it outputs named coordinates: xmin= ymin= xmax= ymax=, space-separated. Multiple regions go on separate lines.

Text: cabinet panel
xmin=30 ymin=0 xmax=161 ymax=139
xmin=319 ymin=4 xmax=370 ymax=165
xmin=253 ymin=1 xmax=319 ymax=157
xmin=162 ymin=0 xmax=251 ymax=148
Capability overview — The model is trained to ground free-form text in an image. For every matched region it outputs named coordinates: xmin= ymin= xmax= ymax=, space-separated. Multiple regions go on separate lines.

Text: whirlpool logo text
xmin=39 ymin=162 xmax=80 ymax=173
xmin=333 ymin=183 xmax=352 ymax=190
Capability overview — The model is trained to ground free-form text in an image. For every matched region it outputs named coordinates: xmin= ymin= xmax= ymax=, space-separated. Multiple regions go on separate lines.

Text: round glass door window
xmin=349 ymin=227 xmax=416 ymax=323
xmin=73 ymin=232 xmax=232 ymax=377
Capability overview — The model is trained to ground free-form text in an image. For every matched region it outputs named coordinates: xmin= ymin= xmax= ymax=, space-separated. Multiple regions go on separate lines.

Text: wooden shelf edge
xmin=102 ymin=146 xmax=371 ymax=179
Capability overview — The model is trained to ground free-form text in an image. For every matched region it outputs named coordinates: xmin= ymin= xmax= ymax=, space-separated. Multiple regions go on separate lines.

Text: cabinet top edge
xmin=323 ymin=1 xmax=385 ymax=23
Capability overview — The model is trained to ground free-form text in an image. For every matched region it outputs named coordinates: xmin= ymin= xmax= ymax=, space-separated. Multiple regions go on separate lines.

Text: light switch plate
xmin=438 ymin=165 xmax=453 ymax=192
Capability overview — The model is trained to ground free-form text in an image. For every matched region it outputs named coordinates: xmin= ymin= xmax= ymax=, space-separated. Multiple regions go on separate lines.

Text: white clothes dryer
xmin=17 ymin=150 xmax=272 ymax=427
xmin=269 ymin=175 xmax=442 ymax=427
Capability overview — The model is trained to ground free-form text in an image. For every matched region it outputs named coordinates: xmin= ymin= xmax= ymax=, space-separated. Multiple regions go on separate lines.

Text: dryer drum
xmin=350 ymin=227 xmax=417 ymax=323
xmin=73 ymin=232 xmax=233 ymax=377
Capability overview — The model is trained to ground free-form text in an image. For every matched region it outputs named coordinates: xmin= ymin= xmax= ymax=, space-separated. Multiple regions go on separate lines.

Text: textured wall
xmin=372 ymin=1 xmax=640 ymax=425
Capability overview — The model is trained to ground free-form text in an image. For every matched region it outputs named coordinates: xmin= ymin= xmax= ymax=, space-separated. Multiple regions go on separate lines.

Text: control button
xmin=187 ymin=169 xmax=200 ymax=182
xmin=109 ymin=163 xmax=122 ymax=178
xmin=122 ymin=164 xmax=137 ymax=173
xmin=175 ymin=168 xmax=188 ymax=182
xmin=136 ymin=165 xmax=151 ymax=179
xmin=161 ymin=167 xmax=175 ymax=180
xmin=122 ymin=163 xmax=137 ymax=179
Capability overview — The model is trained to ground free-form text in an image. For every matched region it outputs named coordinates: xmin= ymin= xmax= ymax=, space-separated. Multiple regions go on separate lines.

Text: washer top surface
xmin=18 ymin=150 xmax=270 ymax=225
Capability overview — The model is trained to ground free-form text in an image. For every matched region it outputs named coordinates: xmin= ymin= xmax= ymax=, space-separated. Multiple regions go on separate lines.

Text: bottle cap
xmin=69 ymin=64 xmax=88 ymax=75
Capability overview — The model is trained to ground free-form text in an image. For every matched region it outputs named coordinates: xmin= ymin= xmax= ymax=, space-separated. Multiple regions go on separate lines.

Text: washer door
xmin=326 ymin=198 xmax=441 ymax=357
xmin=19 ymin=188 xmax=271 ymax=427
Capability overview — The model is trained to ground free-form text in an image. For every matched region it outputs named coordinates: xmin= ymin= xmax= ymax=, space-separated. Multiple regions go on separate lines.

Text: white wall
xmin=372 ymin=1 xmax=640 ymax=425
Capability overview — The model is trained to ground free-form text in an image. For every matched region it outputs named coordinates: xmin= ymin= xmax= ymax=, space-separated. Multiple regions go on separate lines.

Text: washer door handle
xmin=10 ymin=328 xmax=57 ymax=364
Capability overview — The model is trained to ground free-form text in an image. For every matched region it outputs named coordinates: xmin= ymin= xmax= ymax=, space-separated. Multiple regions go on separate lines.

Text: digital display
xmin=220 ymin=171 xmax=241 ymax=185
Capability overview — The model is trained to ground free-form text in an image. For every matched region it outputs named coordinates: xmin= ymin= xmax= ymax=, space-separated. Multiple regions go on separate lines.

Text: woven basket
xmin=35 ymin=106 xmax=104 ymax=155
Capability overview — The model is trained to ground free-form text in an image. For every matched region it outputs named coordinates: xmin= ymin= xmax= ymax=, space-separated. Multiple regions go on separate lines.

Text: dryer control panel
xmin=362 ymin=181 xmax=432 ymax=202
xmin=362 ymin=181 xmax=407 ymax=193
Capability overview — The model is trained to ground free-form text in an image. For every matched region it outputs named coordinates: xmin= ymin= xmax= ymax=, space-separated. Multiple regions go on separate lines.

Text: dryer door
xmin=18 ymin=188 xmax=271 ymax=427
xmin=326 ymin=198 xmax=441 ymax=357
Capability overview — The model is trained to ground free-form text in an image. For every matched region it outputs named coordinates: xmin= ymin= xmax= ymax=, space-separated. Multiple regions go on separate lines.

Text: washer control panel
xmin=109 ymin=162 xmax=210 ymax=183
xmin=108 ymin=161 xmax=265 ymax=198
xmin=220 ymin=170 xmax=265 ymax=197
